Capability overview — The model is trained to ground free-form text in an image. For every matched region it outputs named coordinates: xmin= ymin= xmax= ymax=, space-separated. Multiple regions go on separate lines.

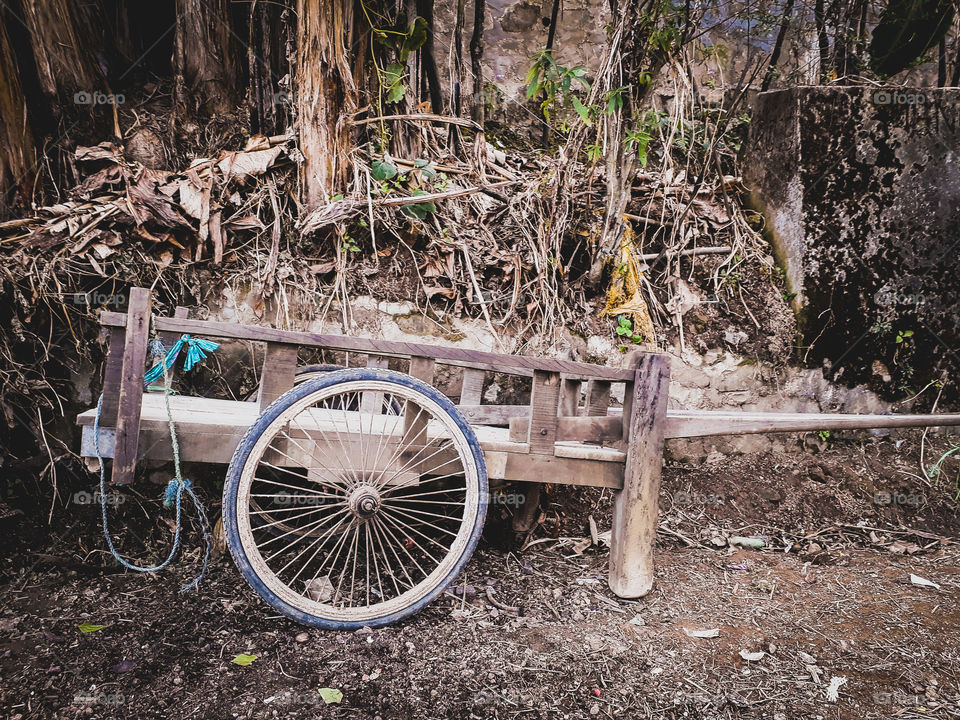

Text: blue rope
xmin=144 ymin=334 xmax=219 ymax=386
xmin=94 ymin=333 xmax=214 ymax=593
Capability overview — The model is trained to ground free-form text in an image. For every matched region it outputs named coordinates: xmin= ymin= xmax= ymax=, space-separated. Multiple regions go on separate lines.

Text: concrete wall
xmin=743 ymin=86 xmax=960 ymax=391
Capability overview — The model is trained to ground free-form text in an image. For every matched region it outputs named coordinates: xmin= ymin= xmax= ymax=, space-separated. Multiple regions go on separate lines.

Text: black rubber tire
xmin=223 ymin=368 xmax=488 ymax=629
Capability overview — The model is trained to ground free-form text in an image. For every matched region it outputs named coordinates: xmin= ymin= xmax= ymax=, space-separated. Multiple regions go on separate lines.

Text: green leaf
xmin=571 ymin=96 xmax=592 ymax=125
xmin=78 ymin=623 xmax=105 ymax=633
xmin=413 ymin=158 xmax=429 ymax=168
xmin=526 ymin=78 xmax=541 ymax=100
xmin=400 ymin=17 xmax=429 ymax=62
xmin=386 ymin=83 xmax=406 ymax=103
xmin=318 ymin=688 xmax=343 ymax=704
xmin=382 ymin=63 xmax=404 ymax=85
xmin=524 ymin=64 xmax=540 ymax=86
xmin=232 ymin=653 xmax=258 ymax=666
xmin=371 ymin=158 xmax=398 ymax=181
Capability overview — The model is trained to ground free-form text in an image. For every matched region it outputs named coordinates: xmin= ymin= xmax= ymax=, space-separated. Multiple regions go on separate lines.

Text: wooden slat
xmin=527 ymin=370 xmax=561 ymax=454
xmin=360 ymin=354 xmax=390 ymax=414
xmin=512 ymin=483 xmax=542 ymax=533
xmin=559 ymin=378 xmax=581 ymax=416
xmin=402 ymin=356 xmax=436 ymax=474
xmin=508 ymin=415 xmax=622 ymax=444
xmin=98 ymin=328 xmax=126 ymax=426
xmin=257 ymin=342 xmax=299 ymax=410
xmin=585 ymin=380 xmax=611 ymax=416
xmin=99 ymin=309 xmax=638 ymax=381
xmin=455 ymin=404 xmax=529 ymax=426
xmin=157 ymin=306 xmax=189 ymax=349
xmin=111 ymin=288 xmax=152 ymax=485
xmin=459 ymin=368 xmax=485 ymax=405
xmin=608 ymin=353 xmax=670 ymax=599
xmin=664 ymin=409 xmax=960 ymax=438
xmin=619 ymin=352 xmax=643 ymax=448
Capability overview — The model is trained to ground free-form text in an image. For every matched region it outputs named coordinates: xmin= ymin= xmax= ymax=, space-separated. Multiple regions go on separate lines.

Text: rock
xmin=500 ymin=1 xmax=541 ymax=33
xmin=125 ymin=128 xmax=165 ymax=169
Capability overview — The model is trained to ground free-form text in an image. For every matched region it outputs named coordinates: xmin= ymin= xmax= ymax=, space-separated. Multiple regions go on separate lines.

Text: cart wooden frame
xmin=77 ymin=288 xmax=960 ymax=627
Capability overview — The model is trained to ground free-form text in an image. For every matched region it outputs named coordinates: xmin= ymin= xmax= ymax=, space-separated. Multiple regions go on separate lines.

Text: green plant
xmin=817 ymin=430 xmax=831 ymax=442
xmin=927 ymin=443 xmax=960 ymax=502
xmin=340 ymin=234 xmax=360 ymax=253
xmin=368 ymin=11 xmax=429 ymax=104
xmin=615 ymin=315 xmax=644 ymax=348
xmin=895 ymin=329 xmax=914 ymax=344
xmin=525 ymin=49 xmax=591 ymax=128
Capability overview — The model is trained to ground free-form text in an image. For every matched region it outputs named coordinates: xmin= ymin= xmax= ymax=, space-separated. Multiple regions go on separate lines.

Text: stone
xmin=499 ymin=1 xmax=541 ymax=33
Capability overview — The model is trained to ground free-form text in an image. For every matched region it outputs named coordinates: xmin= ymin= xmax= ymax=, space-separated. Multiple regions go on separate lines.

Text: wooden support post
xmin=158 ymin=306 xmax=190 ymax=349
xmin=559 ymin=378 xmax=581 ymax=416
xmin=585 ymin=380 xmax=611 ymax=417
xmin=459 ymin=368 xmax=485 ymax=406
xmin=111 ymin=288 xmax=152 ymax=485
xmin=402 ymin=356 xmax=437 ymax=475
xmin=98 ymin=328 xmax=126 ymax=427
xmin=527 ymin=370 xmax=561 ymax=454
xmin=515 ymin=370 xmax=561 ymax=532
xmin=257 ymin=342 xmax=299 ymax=410
xmin=360 ymin=354 xmax=390 ymax=414
xmin=608 ymin=353 xmax=670 ymax=598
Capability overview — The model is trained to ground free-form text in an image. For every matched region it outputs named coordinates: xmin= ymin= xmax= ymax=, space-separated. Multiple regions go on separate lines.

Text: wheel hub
xmin=349 ymin=485 xmax=381 ymax=520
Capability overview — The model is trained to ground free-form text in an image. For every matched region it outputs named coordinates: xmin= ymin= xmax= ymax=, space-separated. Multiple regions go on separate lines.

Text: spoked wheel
xmin=224 ymin=368 xmax=488 ymax=629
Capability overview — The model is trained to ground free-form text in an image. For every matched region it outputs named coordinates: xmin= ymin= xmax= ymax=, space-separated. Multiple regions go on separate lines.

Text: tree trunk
xmin=249 ymin=0 xmax=293 ymax=135
xmin=20 ymin=0 xmax=102 ymax=107
xmin=814 ymin=0 xmax=829 ymax=81
xmin=469 ymin=0 xmax=485 ymax=124
xmin=295 ymin=0 xmax=359 ymax=208
xmin=0 ymin=13 xmax=34 ymax=218
xmin=174 ymin=0 xmax=237 ymax=115
xmin=762 ymin=0 xmax=795 ymax=91
xmin=416 ymin=0 xmax=443 ymax=113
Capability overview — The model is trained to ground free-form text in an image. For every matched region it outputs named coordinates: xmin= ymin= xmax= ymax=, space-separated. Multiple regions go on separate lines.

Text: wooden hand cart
xmin=77 ymin=288 xmax=960 ymax=629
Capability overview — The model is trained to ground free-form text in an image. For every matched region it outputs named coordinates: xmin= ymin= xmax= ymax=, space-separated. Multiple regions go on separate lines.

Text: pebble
xmin=295 ymin=632 xmax=309 ymax=643
xmin=589 ymin=703 xmax=600 ymax=715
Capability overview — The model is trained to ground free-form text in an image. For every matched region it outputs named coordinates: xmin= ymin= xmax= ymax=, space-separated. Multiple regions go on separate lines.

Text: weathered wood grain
xmin=100 ymin=308 xmax=637 ymax=380
xmin=111 ymin=288 xmax=152 ymax=485
xmin=608 ymin=353 xmax=670 ymax=599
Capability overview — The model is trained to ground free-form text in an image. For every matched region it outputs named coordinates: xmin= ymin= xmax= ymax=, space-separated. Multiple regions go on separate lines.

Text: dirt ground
xmin=2 ymin=432 xmax=959 ymax=720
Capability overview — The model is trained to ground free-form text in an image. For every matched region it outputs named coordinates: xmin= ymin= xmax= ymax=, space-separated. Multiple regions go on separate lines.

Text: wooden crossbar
xmin=98 ymin=310 xmax=637 ymax=381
